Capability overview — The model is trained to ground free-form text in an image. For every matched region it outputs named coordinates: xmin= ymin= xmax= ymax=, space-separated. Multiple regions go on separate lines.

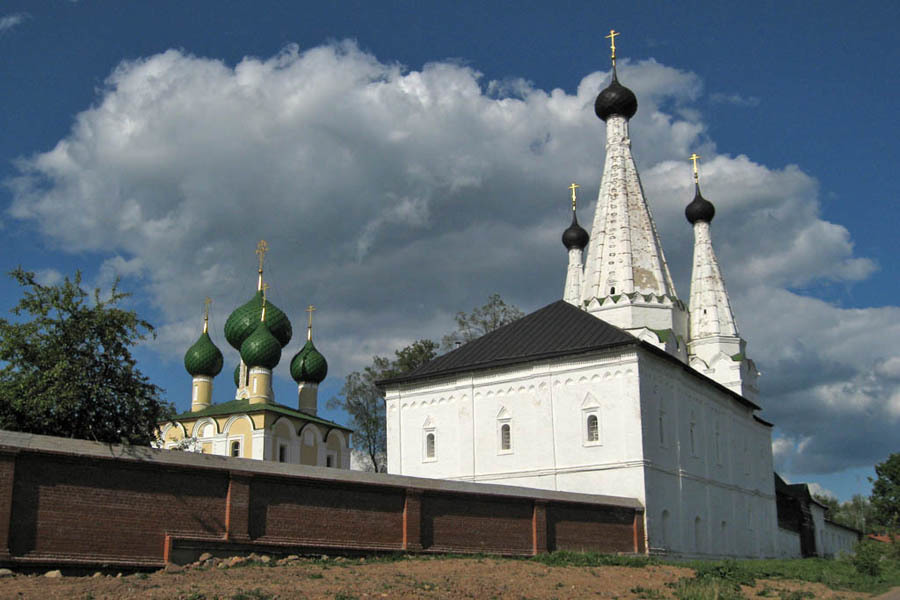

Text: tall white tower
xmin=562 ymin=183 xmax=589 ymax=306
xmin=576 ymin=31 xmax=688 ymax=359
xmin=685 ymin=155 xmax=758 ymax=400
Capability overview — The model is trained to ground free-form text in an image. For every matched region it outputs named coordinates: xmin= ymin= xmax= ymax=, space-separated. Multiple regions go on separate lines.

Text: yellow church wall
xmin=163 ymin=423 xmax=185 ymax=444
xmin=201 ymin=442 xmax=212 ymax=454
xmin=227 ymin=417 xmax=253 ymax=458
xmin=326 ymin=431 xmax=344 ymax=468
xmin=300 ymin=424 xmax=320 ymax=466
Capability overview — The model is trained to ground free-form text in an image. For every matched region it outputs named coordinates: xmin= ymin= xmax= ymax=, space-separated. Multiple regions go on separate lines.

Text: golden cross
xmin=689 ymin=153 xmax=701 ymax=182
xmin=606 ymin=29 xmax=620 ymax=64
xmin=255 ymin=239 xmax=269 ymax=290
xmin=568 ymin=182 xmax=580 ymax=210
xmin=306 ymin=304 xmax=316 ymax=341
xmin=202 ymin=297 xmax=211 ymax=333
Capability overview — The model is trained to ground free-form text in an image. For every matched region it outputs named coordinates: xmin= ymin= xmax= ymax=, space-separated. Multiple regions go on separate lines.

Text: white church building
xmin=380 ymin=39 xmax=856 ymax=558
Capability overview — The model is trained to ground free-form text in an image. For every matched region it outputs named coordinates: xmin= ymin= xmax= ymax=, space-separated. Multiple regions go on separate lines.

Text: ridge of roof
xmin=379 ymin=299 xmax=761 ymax=412
xmin=169 ymin=398 xmax=352 ymax=431
xmin=379 ymin=300 xmax=637 ymax=385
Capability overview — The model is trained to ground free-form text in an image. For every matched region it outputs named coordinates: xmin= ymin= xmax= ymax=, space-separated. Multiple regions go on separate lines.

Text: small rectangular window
xmin=278 ymin=444 xmax=287 ymax=463
xmin=326 ymin=454 xmax=334 ymax=468
xmin=230 ymin=440 xmax=241 ymax=457
xmin=501 ymin=423 xmax=511 ymax=451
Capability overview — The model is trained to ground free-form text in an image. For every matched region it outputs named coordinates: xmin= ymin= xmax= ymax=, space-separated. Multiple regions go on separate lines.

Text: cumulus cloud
xmin=6 ymin=41 xmax=898 ymax=476
xmin=0 ymin=12 xmax=28 ymax=35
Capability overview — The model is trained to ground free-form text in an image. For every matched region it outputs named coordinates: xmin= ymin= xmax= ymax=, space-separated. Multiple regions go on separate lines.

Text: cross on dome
xmin=568 ymin=182 xmax=580 ymax=210
xmin=306 ymin=304 xmax=316 ymax=341
xmin=605 ymin=29 xmax=620 ymax=66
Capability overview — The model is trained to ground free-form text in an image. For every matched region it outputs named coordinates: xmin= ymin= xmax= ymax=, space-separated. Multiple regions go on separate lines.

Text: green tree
xmin=871 ymin=452 xmax=900 ymax=532
xmin=440 ymin=293 xmax=524 ymax=351
xmin=328 ymin=339 xmax=438 ymax=472
xmin=0 ymin=268 xmax=172 ymax=445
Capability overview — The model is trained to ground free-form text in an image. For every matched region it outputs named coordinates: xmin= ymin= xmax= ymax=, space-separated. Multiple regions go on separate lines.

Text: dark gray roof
xmin=380 ymin=300 xmax=637 ymax=385
xmin=379 ymin=299 xmax=762 ymax=413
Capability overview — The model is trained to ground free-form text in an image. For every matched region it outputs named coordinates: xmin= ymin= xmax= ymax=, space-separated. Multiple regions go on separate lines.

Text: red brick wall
xmin=422 ymin=493 xmax=534 ymax=554
xmin=0 ymin=432 xmax=644 ymax=568
xmin=548 ymin=503 xmax=638 ymax=553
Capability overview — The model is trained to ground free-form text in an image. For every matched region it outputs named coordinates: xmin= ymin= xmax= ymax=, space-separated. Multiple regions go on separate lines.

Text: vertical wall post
xmin=402 ymin=488 xmax=422 ymax=551
xmin=0 ymin=450 xmax=17 ymax=560
xmin=633 ymin=509 xmax=646 ymax=554
xmin=225 ymin=473 xmax=252 ymax=543
xmin=532 ymin=500 xmax=548 ymax=555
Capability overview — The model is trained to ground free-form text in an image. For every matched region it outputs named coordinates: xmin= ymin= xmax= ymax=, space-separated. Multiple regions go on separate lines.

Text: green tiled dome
xmin=224 ymin=291 xmax=292 ymax=350
xmin=240 ymin=321 xmax=282 ymax=370
xmin=290 ymin=340 xmax=328 ymax=384
xmin=184 ymin=331 xmax=224 ymax=377
xmin=233 ymin=364 xmax=241 ymax=387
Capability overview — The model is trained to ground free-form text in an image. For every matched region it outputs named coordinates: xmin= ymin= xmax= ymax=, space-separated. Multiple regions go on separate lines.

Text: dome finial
xmin=306 ymin=304 xmax=316 ymax=341
xmin=562 ymin=182 xmax=589 ymax=250
xmin=605 ymin=29 xmax=620 ymax=75
xmin=202 ymin=296 xmax=211 ymax=334
xmin=255 ymin=239 xmax=269 ymax=292
xmin=685 ymin=152 xmax=716 ymax=224
xmin=594 ymin=30 xmax=637 ymax=121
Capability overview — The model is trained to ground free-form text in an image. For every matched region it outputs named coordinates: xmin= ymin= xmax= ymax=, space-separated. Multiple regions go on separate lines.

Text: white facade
xmin=385 ymin=344 xmax=776 ymax=557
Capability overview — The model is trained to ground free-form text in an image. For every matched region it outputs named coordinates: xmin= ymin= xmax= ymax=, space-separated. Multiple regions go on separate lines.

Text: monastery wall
xmin=0 ymin=429 xmax=644 ymax=569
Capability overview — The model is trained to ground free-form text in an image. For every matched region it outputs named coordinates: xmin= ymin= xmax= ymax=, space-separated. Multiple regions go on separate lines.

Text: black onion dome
xmin=685 ymin=183 xmax=716 ymax=224
xmin=562 ymin=212 xmax=589 ymax=250
xmin=594 ymin=72 xmax=638 ymax=122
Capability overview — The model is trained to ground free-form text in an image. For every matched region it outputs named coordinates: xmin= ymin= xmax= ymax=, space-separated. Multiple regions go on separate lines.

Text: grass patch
xmin=230 ymin=590 xmax=274 ymax=600
xmin=630 ymin=585 xmax=666 ymax=598
xmin=532 ymin=550 xmax=659 ymax=568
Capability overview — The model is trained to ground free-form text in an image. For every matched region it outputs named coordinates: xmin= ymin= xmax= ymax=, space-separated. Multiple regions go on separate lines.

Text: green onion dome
xmin=240 ymin=321 xmax=282 ymax=370
xmin=184 ymin=331 xmax=224 ymax=377
xmin=290 ymin=340 xmax=328 ymax=384
xmin=233 ymin=364 xmax=241 ymax=387
xmin=224 ymin=291 xmax=292 ymax=350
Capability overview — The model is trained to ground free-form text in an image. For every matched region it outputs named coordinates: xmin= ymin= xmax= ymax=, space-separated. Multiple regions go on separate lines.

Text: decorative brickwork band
xmin=225 ymin=473 xmax=252 ymax=542
xmin=0 ymin=450 xmax=16 ymax=560
xmin=402 ymin=489 xmax=423 ymax=551
xmin=532 ymin=500 xmax=548 ymax=555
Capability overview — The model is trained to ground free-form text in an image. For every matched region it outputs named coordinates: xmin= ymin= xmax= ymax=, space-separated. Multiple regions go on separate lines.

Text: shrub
xmin=852 ymin=539 xmax=884 ymax=577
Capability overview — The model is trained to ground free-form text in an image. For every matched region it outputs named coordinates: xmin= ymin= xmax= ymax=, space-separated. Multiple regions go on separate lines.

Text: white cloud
xmin=0 ymin=13 xmax=28 ymax=35
xmin=710 ymin=92 xmax=760 ymax=108
xmin=7 ymin=41 xmax=899 ymax=475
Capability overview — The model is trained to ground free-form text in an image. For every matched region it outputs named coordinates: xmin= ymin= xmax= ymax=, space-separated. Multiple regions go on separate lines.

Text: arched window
xmin=230 ymin=440 xmax=241 ymax=457
xmin=426 ymin=433 xmax=435 ymax=459
xmin=501 ymin=423 xmax=511 ymax=451
xmin=586 ymin=415 xmax=599 ymax=442
xmin=422 ymin=417 xmax=436 ymax=462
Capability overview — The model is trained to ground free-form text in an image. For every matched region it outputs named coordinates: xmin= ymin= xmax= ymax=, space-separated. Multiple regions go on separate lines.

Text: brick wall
xmin=0 ymin=430 xmax=644 ymax=568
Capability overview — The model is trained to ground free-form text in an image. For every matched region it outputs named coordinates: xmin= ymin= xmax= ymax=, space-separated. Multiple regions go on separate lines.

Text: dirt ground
xmin=0 ymin=555 xmax=879 ymax=599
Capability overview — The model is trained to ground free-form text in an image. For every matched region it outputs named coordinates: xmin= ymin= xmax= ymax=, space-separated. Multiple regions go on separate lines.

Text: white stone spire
xmin=582 ymin=115 xmax=678 ymax=302
xmin=685 ymin=159 xmax=758 ymax=399
xmin=580 ymin=95 xmax=688 ymax=356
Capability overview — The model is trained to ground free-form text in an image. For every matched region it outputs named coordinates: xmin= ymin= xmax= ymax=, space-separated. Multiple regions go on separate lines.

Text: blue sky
xmin=1 ymin=1 xmax=898 ymax=501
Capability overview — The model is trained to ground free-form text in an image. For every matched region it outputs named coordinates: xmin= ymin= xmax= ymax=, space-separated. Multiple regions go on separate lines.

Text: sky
xmin=1 ymin=1 xmax=898 ymax=502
